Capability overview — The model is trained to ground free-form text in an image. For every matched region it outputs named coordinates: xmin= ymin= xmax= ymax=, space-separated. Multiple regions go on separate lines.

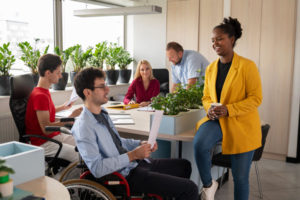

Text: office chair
xmin=152 ymin=68 xmax=169 ymax=96
xmin=212 ymin=124 xmax=270 ymax=199
xmin=9 ymin=74 xmax=72 ymax=175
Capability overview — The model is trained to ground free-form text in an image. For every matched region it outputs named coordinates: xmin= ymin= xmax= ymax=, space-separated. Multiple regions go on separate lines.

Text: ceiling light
xmin=73 ymin=5 xmax=162 ymax=17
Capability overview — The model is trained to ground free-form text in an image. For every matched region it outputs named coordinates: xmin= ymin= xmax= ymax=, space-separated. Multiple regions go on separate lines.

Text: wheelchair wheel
xmin=63 ymin=179 xmax=116 ymax=200
xmin=59 ymin=161 xmax=81 ymax=182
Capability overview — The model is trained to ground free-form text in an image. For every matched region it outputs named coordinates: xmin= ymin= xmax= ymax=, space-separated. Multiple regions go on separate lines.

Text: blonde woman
xmin=123 ymin=60 xmax=160 ymax=107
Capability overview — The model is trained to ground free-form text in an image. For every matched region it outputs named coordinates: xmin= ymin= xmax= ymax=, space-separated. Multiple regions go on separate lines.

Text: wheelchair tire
xmin=59 ymin=161 xmax=81 ymax=182
xmin=63 ymin=179 xmax=116 ymax=200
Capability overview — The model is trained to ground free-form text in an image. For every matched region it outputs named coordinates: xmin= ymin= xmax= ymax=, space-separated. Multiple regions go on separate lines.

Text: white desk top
xmin=16 ymin=176 xmax=70 ymax=200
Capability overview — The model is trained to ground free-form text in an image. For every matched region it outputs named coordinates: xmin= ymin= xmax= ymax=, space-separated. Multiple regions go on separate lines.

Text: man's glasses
xmin=93 ymin=83 xmax=108 ymax=90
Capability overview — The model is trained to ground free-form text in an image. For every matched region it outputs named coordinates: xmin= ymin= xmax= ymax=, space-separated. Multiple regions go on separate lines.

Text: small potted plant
xmin=105 ymin=43 xmax=121 ymax=85
xmin=0 ymin=159 xmax=15 ymax=198
xmin=18 ymin=40 xmax=49 ymax=86
xmin=117 ymin=47 xmax=134 ymax=84
xmin=0 ymin=42 xmax=15 ymax=95
xmin=69 ymin=45 xmax=92 ymax=84
xmin=53 ymin=46 xmax=75 ymax=90
xmin=89 ymin=41 xmax=108 ymax=70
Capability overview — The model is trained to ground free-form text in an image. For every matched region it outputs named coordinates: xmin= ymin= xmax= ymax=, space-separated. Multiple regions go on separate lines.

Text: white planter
xmin=0 ymin=141 xmax=44 ymax=186
xmin=150 ymin=108 xmax=206 ymax=135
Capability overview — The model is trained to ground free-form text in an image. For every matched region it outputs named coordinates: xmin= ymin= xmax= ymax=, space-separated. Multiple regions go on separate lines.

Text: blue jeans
xmin=193 ymin=120 xmax=254 ymax=200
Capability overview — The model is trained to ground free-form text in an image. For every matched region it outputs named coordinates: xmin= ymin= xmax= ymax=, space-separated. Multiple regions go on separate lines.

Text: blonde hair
xmin=134 ymin=60 xmax=155 ymax=80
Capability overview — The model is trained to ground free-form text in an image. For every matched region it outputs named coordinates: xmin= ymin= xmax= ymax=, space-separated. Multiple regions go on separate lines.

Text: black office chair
xmin=9 ymin=74 xmax=71 ymax=175
xmin=212 ymin=124 xmax=270 ymax=199
xmin=152 ymin=68 xmax=169 ymax=96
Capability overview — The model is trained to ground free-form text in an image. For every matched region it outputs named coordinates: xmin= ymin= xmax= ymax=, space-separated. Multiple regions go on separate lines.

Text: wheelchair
xmin=9 ymin=74 xmax=75 ymax=176
xmin=47 ymin=126 xmax=163 ymax=200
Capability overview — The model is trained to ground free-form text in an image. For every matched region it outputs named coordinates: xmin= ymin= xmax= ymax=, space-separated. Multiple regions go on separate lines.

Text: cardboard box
xmin=150 ymin=108 xmax=206 ymax=135
xmin=0 ymin=141 xmax=44 ymax=186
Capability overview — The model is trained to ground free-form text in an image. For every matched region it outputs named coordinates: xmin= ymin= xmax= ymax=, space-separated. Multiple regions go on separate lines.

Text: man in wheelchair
xmin=72 ymin=67 xmax=199 ymax=200
xmin=25 ymin=54 xmax=82 ymax=163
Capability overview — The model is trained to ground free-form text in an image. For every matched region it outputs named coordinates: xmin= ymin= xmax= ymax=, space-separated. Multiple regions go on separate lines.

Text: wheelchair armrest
xmin=45 ymin=126 xmax=72 ymax=135
xmin=22 ymin=134 xmax=63 ymax=165
xmin=60 ymin=117 xmax=75 ymax=122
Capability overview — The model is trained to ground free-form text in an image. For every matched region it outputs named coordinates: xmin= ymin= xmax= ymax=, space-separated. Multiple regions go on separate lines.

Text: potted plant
xmin=117 ymin=47 xmax=134 ymax=84
xmin=0 ymin=42 xmax=15 ymax=95
xmin=105 ymin=43 xmax=121 ymax=85
xmin=53 ymin=46 xmax=75 ymax=90
xmin=69 ymin=45 xmax=92 ymax=84
xmin=0 ymin=159 xmax=15 ymax=198
xmin=18 ymin=41 xmax=49 ymax=86
xmin=89 ymin=41 xmax=108 ymax=70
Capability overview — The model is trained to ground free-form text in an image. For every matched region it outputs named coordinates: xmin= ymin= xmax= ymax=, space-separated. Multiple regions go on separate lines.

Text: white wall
xmin=127 ymin=0 xmax=167 ymax=69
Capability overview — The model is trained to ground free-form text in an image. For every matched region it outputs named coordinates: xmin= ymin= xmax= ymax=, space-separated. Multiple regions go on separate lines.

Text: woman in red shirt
xmin=123 ymin=60 xmax=160 ymax=107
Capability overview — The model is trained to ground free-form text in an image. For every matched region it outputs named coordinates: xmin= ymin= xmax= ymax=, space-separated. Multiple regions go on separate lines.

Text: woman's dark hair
xmin=38 ymin=54 xmax=62 ymax=76
xmin=74 ymin=67 xmax=106 ymax=101
xmin=214 ymin=17 xmax=242 ymax=47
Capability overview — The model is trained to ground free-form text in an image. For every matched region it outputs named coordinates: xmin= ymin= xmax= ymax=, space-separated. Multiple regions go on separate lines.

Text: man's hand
xmin=127 ymin=143 xmax=151 ymax=162
xmin=141 ymin=141 xmax=158 ymax=152
xmin=69 ymin=107 xmax=83 ymax=118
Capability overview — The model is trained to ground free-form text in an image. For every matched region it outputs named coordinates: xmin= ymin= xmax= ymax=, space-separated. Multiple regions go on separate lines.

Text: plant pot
xmin=105 ymin=70 xmax=119 ymax=85
xmin=0 ymin=75 xmax=11 ymax=96
xmin=31 ymin=74 xmax=39 ymax=86
xmin=52 ymin=72 xmax=68 ymax=90
xmin=0 ymin=172 xmax=13 ymax=197
xmin=70 ymin=71 xmax=77 ymax=85
xmin=118 ymin=69 xmax=132 ymax=83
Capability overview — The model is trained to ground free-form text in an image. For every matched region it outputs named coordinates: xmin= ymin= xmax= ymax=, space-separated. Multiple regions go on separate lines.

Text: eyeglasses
xmin=93 ymin=83 xmax=108 ymax=90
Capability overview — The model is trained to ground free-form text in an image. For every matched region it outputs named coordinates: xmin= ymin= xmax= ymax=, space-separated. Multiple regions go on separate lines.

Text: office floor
xmin=215 ymin=159 xmax=300 ymax=200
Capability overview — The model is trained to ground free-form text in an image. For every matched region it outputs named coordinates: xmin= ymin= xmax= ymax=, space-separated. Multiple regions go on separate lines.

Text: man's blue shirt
xmin=72 ymin=107 xmax=140 ymax=178
xmin=171 ymin=50 xmax=209 ymax=86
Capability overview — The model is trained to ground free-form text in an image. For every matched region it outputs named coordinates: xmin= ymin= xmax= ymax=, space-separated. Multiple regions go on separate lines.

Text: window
xmin=0 ymin=0 xmax=54 ymax=75
xmin=62 ymin=0 xmax=124 ymax=50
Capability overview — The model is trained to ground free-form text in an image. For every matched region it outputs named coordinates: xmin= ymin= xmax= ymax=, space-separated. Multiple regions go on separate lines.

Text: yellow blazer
xmin=196 ymin=52 xmax=263 ymax=154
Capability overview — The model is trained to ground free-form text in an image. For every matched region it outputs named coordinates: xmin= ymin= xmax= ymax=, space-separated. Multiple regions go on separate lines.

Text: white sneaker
xmin=201 ymin=180 xmax=218 ymax=200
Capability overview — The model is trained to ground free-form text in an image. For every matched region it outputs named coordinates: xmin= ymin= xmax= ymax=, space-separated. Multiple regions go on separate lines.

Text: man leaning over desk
xmin=71 ymin=67 xmax=199 ymax=200
xmin=166 ymin=42 xmax=209 ymax=92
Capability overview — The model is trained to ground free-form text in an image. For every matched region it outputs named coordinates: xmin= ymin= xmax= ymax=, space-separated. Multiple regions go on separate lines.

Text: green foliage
xmin=0 ymin=159 xmax=15 ymax=174
xmin=106 ymin=43 xmax=122 ymax=70
xmin=54 ymin=46 xmax=76 ymax=72
xmin=18 ymin=41 xmax=49 ymax=74
xmin=89 ymin=41 xmax=109 ymax=69
xmin=116 ymin=47 xmax=134 ymax=70
xmin=151 ymin=80 xmax=204 ymax=115
xmin=0 ymin=43 xmax=15 ymax=76
xmin=70 ymin=45 xmax=92 ymax=72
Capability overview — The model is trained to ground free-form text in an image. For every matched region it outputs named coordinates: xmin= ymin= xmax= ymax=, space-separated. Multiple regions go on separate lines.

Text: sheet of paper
xmin=66 ymin=87 xmax=79 ymax=106
xmin=148 ymin=110 xmax=163 ymax=148
xmin=137 ymin=106 xmax=155 ymax=112
xmin=110 ymin=114 xmax=132 ymax=120
xmin=112 ymin=118 xmax=135 ymax=125
xmin=55 ymin=110 xmax=72 ymax=118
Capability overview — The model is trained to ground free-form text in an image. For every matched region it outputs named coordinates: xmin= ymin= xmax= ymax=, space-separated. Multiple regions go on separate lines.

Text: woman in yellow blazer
xmin=193 ymin=17 xmax=262 ymax=200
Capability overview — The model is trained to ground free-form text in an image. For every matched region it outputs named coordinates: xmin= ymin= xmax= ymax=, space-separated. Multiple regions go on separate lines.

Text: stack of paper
xmin=109 ymin=113 xmax=135 ymax=125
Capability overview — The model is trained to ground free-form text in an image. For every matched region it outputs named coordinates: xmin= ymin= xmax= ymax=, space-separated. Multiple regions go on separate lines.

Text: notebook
xmin=106 ymin=104 xmax=139 ymax=110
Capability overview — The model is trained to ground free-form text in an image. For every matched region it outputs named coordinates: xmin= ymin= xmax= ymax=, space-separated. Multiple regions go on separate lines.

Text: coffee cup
xmin=210 ymin=103 xmax=222 ymax=108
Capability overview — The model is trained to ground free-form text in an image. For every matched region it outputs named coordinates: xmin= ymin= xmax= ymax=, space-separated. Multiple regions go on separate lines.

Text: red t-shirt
xmin=123 ymin=77 xmax=160 ymax=104
xmin=25 ymin=87 xmax=59 ymax=146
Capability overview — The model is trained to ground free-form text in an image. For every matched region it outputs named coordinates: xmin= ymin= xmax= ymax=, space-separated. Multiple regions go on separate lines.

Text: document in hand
xmin=106 ymin=104 xmax=139 ymax=110
xmin=148 ymin=110 xmax=163 ymax=148
xmin=66 ymin=87 xmax=79 ymax=106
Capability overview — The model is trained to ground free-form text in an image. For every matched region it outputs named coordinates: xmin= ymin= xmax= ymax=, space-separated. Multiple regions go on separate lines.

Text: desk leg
xmin=178 ymin=141 xmax=182 ymax=159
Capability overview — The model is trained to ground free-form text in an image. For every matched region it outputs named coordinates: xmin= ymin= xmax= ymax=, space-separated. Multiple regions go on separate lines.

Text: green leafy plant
xmin=0 ymin=43 xmax=15 ymax=76
xmin=70 ymin=45 xmax=92 ymax=73
xmin=0 ymin=159 xmax=15 ymax=174
xmin=116 ymin=47 xmax=134 ymax=70
xmin=54 ymin=46 xmax=76 ymax=72
xmin=89 ymin=41 xmax=108 ymax=69
xmin=18 ymin=41 xmax=49 ymax=74
xmin=106 ymin=43 xmax=122 ymax=70
xmin=151 ymin=80 xmax=204 ymax=115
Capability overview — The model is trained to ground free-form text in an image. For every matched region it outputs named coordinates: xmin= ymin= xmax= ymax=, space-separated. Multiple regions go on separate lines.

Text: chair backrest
xmin=252 ymin=124 xmax=270 ymax=161
xmin=152 ymin=68 xmax=169 ymax=94
xmin=9 ymin=74 xmax=35 ymax=143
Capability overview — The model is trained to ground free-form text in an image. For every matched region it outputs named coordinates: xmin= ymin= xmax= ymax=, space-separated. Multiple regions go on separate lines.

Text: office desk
xmin=16 ymin=176 xmax=70 ymax=200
